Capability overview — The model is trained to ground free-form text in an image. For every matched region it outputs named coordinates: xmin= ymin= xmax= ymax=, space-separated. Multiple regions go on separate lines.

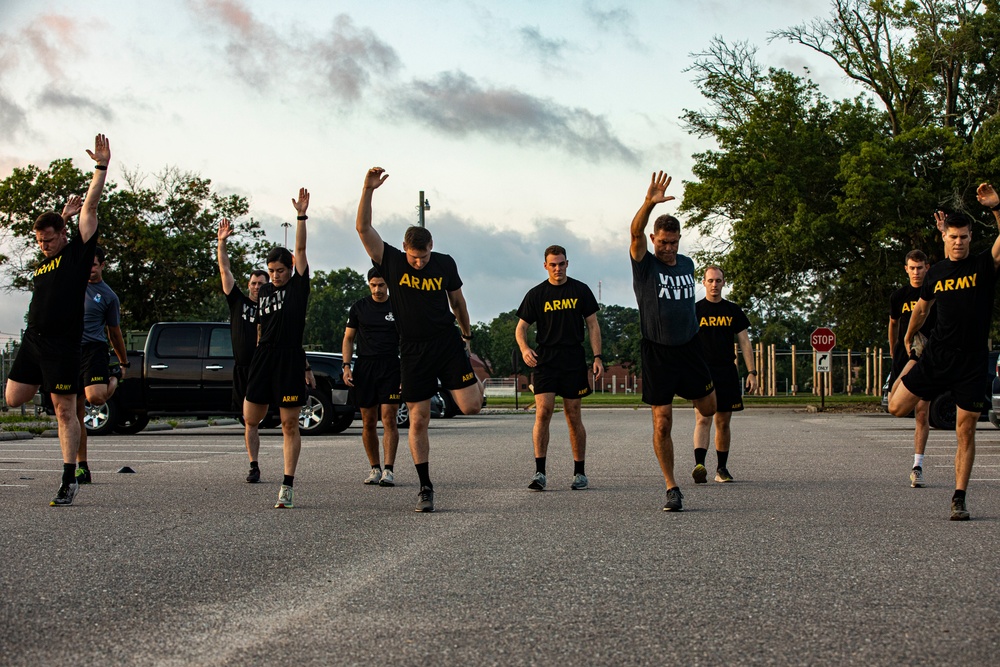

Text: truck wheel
xmin=83 ymin=399 xmax=118 ymax=436
xmin=329 ymin=411 xmax=354 ymax=434
xmin=396 ymin=402 xmax=410 ymax=429
xmin=990 ymin=411 xmax=1000 ymax=429
xmin=299 ymin=388 xmax=334 ymax=436
xmin=113 ymin=413 xmax=150 ymax=435
xmin=928 ymin=393 xmax=957 ymax=430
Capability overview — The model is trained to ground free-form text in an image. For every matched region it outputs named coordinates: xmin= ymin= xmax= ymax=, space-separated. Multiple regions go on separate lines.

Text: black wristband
xmin=461 ymin=333 xmax=473 ymax=341
xmin=305 ymin=366 xmax=312 ymax=372
xmin=991 ymin=203 xmax=1000 ymax=211
xmin=748 ymin=370 xmax=758 ymax=376
xmin=94 ymin=165 xmax=108 ymax=170
xmin=122 ymin=361 xmax=131 ymax=368
xmin=594 ymin=354 xmax=603 ymax=360
xmin=297 ymin=215 xmax=308 ymax=220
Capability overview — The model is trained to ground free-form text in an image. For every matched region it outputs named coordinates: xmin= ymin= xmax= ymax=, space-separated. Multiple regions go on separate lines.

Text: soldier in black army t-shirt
xmin=890 ymin=186 xmax=1000 ymax=521
xmin=516 ymin=244 xmax=603 ymax=492
xmin=342 ymin=267 xmax=401 ymax=487
xmin=693 ymin=266 xmax=757 ymax=485
xmin=243 ymin=189 xmax=314 ymax=510
xmin=217 ymin=218 xmax=270 ymax=484
xmin=356 ymin=167 xmax=483 ymax=513
xmin=887 ymin=250 xmax=936 ymax=488
xmin=6 ymin=134 xmax=111 ymax=507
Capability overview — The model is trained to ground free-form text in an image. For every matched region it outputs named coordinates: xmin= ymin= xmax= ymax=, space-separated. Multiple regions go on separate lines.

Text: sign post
xmin=811 ymin=327 xmax=836 ymax=411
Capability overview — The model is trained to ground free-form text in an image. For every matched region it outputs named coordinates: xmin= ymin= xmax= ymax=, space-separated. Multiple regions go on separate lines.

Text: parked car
xmin=50 ymin=322 xmax=353 ymax=436
xmin=881 ymin=350 xmax=999 ymax=430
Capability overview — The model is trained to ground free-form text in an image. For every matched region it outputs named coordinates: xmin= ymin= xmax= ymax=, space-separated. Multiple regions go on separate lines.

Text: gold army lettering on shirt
xmin=933 ymin=274 xmax=977 ymax=293
xmin=398 ymin=274 xmax=444 ymax=291
xmin=34 ymin=255 xmax=63 ymax=277
xmin=698 ymin=315 xmax=734 ymax=328
xmin=900 ymin=300 xmax=917 ymax=314
xmin=542 ymin=298 xmax=579 ymax=313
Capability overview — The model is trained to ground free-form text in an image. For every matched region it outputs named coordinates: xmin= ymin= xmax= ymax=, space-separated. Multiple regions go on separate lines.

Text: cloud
xmin=0 ymin=92 xmax=27 ymax=140
xmin=315 ymin=15 xmax=400 ymax=102
xmin=20 ymin=14 xmax=79 ymax=80
xmin=519 ymin=26 xmax=569 ymax=67
xmin=37 ymin=86 xmax=114 ymax=122
xmin=187 ymin=0 xmax=284 ymax=89
xmin=393 ymin=71 xmax=640 ymax=164
xmin=583 ymin=2 xmax=645 ymax=50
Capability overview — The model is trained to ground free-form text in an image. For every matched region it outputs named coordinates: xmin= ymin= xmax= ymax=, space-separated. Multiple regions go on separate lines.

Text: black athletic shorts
xmin=232 ymin=364 xmax=250 ymax=411
xmin=709 ymin=363 xmax=743 ymax=413
xmin=244 ymin=345 xmax=307 ymax=408
xmin=79 ymin=341 xmax=111 ymax=390
xmin=352 ymin=356 xmax=402 ymax=408
xmin=532 ymin=346 xmax=592 ymax=399
xmin=641 ymin=338 xmax=715 ymax=406
xmin=901 ymin=343 xmax=988 ymax=413
xmin=399 ymin=330 xmax=477 ymax=403
xmin=8 ymin=330 xmax=81 ymax=395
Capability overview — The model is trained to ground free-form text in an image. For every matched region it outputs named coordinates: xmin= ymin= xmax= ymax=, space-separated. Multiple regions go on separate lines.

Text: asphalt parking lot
xmin=1 ymin=408 xmax=998 ymax=666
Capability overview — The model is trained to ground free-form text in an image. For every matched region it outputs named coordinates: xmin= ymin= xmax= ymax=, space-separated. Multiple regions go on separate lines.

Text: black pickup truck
xmin=79 ymin=322 xmax=353 ymax=436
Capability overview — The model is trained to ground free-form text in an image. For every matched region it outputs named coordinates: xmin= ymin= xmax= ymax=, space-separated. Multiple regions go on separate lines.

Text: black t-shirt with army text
xmin=889 ymin=284 xmax=937 ymax=354
xmin=696 ymin=298 xmax=751 ymax=366
xmin=517 ymin=277 xmax=600 ymax=348
xmin=374 ymin=243 xmax=463 ymax=342
xmin=919 ymin=250 xmax=997 ymax=353
xmin=257 ymin=267 xmax=310 ymax=349
xmin=346 ymin=296 xmax=399 ymax=358
xmin=28 ymin=231 xmax=98 ymax=341
xmin=631 ymin=252 xmax=699 ymax=346
xmin=226 ymin=284 xmax=259 ymax=366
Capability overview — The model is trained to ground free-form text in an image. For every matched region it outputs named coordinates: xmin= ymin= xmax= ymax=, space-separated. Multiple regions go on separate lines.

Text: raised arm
xmin=356 ymin=167 xmax=388 ymax=265
xmin=217 ymin=218 xmax=236 ymax=295
xmin=630 ymin=171 xmax=675 ymax=262
xmin=447 ymin=288 xmax=473 ymax=342
xmin=341 ymin=326 xmax=357 ymax=387
xmin=80 ymin=134 xmax=110 ymax=243
xmin=292 ymin=188 xmax=309 ymax=275
xmin=736 ymin=328 xmax=758 ymax=394
xmin=976 ymin=183 xmax=1000 ymax=269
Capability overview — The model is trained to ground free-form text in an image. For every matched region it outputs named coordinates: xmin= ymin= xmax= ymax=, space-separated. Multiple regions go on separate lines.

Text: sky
xmin=0 ymin=0 xmax=862 ymax=344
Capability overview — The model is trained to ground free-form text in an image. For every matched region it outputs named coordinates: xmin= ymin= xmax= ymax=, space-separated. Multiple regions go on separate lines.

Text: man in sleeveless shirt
xmin=516 ymin=244 xmax=603 ymax=491
xmin=343 ymin=267 xmax=401 ymax=487
xmin=356 ymin=167 xmax=484 ymax=513
xmin=217 ymin=218 xmax=270 ymax=483
xmin=5 ymin=134 xmax=111 ymax=507
xmin=629 ymin=171 xmax=717 ymax=512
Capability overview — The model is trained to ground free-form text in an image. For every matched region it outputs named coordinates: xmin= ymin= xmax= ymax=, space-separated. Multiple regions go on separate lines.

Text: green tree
xmin=304 ymin=268 xmax=368 ymax=351
xmin=594 ymin=304 xmax=642 ymax=370
xmin=471 ymin=309 xmax=523 ymax=377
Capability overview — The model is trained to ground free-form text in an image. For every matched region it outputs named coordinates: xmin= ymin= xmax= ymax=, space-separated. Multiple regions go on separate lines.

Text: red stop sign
xmin=811 ymin=327 xmax=836 ymax=353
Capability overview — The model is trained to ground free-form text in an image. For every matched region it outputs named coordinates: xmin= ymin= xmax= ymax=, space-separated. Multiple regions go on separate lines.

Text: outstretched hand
xmin=85 ymin=134 xmax=111 ymax=166
xmin=645 ymin=171 xmax=675 ymax=205
xmin=61 ymin=195 xmax=83 ymax=221
xmin=364 ymin=167 xmax=389 ymax=190
xmin=292 ymin=188 xmax=310 ymax=216
xmin=977 ymin=183 xmax=999 ymax=210
xmin=218 ymin=218 xmax=234 ymax=242
xmin=934 ymin=210 xmax=947 ymax=234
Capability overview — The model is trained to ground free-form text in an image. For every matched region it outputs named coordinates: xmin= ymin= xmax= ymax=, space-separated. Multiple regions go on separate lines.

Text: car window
xmin=155 ymin=326 xmax=201 ymax=358
xmin=208 ymin=327 xmax=234 ymax=358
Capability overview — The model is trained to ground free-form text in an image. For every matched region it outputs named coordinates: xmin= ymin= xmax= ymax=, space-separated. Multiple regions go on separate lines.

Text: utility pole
xmin=281 ymin=221 xmax=291 ymax=247
xmin=417 ymin=191 xmax=430 ymax=227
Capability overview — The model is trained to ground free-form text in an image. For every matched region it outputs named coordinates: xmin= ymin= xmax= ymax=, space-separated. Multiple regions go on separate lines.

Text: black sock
xmin=78 ymin=461 xmax=90 ymax=471
xmin=283 ymin=474 xmax=294 ymax=487
xmin=953 ymin=489 xmax=966 ymax=500
xmin=535 ymin=457 xmax=546 ymax=475
xmin=62 ymin=463 xmax=76 ymax=485
xmin=574 ymin=460 xmax=585 ymax=475
xmin=694 ymin=447 xmax=707 ymax=466
xmin=250 ymin=461 xmax=259 ymax=469
xmin=415 ymin=462 xmax=432 ymax=489
xmin=384 ymin=464 xmax=393 ymax=472
xmin=716 ymin=450 xmax=729 ymax=470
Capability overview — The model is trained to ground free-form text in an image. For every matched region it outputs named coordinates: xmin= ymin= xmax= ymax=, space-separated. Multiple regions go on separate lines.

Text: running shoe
xmin=715 ymin=468 xmax=734 ymax=483
xmin=662 ymin=487 xmax=684 ymax=512
xmin=692 ymin=464 xmax=708 ymax=484
xmin=571 ymin=473 xmax=589 ymax=490
xmin=909 ymin=467 xmax=925 ymax=488
xmin=274 ymin=484 xmax=294 ymax=509
xmin=415 ymin=486 xmax=435 ymax=513
xmin=50 ymin=481 xmax=79 ymax=507
xmin=950 ymin=496 xmax=970 ymax=521
xmin=246 ymin=466 xmax=260 ymax=484
xmin=379 ymin=469 xmax=395 ymax=487
xmin=75 ymin=467 xmax=92 ymax=485
xmin=364 ymin=467 xmax=381 ymax=485
xmin=528 ymin=471 xmax=547 ymax=491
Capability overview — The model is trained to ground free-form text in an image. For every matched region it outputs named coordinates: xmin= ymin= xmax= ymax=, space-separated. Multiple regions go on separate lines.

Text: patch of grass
xmin=0 ymin=413 xmax=54 ymax=424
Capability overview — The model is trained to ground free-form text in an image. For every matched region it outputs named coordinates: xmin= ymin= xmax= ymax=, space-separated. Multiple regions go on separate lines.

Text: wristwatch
xmin=747 ymin=370 xmax=758 ymax=376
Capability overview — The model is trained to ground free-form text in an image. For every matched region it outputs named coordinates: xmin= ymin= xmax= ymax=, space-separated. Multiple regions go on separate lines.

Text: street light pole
xmin=417 ymin=191 xmax=430 ymax=227
xmin=281 ymin=221 xmax=291 ymax=247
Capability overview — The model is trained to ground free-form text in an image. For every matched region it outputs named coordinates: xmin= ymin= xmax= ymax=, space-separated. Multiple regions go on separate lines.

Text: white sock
xmin=914 ymin=454 xmax=924 ymax=469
